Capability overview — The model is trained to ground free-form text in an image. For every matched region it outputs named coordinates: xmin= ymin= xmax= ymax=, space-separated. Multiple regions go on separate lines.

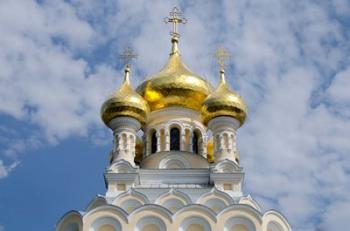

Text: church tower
xmin=56 ymin=7 xmax=291 ymax=231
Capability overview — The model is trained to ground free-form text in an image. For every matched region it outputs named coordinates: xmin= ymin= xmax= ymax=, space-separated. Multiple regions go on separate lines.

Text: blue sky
xmin=0 ymin=0 xmax=350 ymax=230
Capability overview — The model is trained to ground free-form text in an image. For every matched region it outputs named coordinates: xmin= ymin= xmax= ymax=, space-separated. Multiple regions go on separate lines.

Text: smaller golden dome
xmin=201 ymin=70 xmax=247 ymax=127
xmin=101 ymin=66 xmax=150 ymax=126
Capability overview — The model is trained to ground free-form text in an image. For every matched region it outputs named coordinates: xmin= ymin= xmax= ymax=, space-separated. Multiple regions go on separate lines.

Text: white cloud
xmin=0 ymin=160 xmax=19 ymax=179
xmin=0 ymin=0 xmax=349 ymax=230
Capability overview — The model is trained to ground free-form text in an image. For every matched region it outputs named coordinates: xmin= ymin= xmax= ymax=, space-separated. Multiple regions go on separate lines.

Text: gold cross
xmin=164 ymin=7 xmax=187 ymax=38
xmin=215 ymin=47 xmax=230 ymax=70
xmin=119 ymin=47 xmax=137 ymax=67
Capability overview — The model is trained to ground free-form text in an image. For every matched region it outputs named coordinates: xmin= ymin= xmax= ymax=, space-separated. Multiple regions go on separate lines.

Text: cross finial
xmin=215 ymin=47 xmax=230 ymax=71
xmin=120 ymin=47 xmax=137 ymax=68
xmin=164 ymin=7 xmax=187 ymax=38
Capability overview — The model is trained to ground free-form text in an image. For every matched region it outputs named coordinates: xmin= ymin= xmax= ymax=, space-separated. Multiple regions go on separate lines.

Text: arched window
xmin=151 ymin=131 xmax=157 ymax=154
xmin=192 ymin=131 xmax=199 ymax=154
xmin=170 ymin=127 xmax=180 ymax=151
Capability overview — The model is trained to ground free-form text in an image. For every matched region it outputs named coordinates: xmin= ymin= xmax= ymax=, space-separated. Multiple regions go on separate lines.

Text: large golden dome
xmin=136 ymin=38 xmax=213 ymax=112
xmin=201 ymin=70 xmax=247 ymax=127
xmin=101 ymin=67 xmax=150 ymax=126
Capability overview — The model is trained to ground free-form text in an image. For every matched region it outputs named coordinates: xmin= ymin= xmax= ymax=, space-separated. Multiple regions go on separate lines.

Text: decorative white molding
xmin=262 ymin=210 xmax=292 ymax=231
xmin=239 ymin=195 xmax=262 ymax=212
xmin=89 ymin=217 xmax=121 ymax=231
xmin=211 ymin=159 xmax=243 ymax=173
xmin=82 ymin=205 xmax=129 ymax=223
xmin=159 ymin=154 xmax=191 ymax=169
xmin=56 ymin=210 xmax=83 ymax=231
xmin=108 ymin=160 xmax=139 ymax=174
xmin=85 ymin=196 xmax=107 ymax=212
xmin=197 ymin=187 xmax=234 ymax=205
xmin=179 ymin=216 xmax=212 ymax=231
xmin=139 ymin=169 xmax=210 ymax=185
xmin=155 ymin=188 xmax=192 ymax=205
xmin=113 ymin=188 xmax=150 ymax=205
xmin=135 ymin=216 xmax=167 ymax=231
xmin=224 ymin=216 xmax=256 ymax=231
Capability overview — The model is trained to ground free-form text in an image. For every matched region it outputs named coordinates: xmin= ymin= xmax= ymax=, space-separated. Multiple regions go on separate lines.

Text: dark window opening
xmin=192 ymin=132 xmax=199 ymax=154
xmin=151 ymin=131 xmax=157 ymax=154
xmin=170 ymin=127 xmax=180 ymax=151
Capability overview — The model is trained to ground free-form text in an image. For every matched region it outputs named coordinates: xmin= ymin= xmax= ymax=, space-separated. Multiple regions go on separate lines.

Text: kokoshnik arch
xmin=56 ymin=7 xmax=291 ymax=231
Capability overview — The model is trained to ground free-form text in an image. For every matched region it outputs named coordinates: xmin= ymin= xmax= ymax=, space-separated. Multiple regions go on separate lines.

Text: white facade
xmin=56 ymin=107 xmax=291 ymax=231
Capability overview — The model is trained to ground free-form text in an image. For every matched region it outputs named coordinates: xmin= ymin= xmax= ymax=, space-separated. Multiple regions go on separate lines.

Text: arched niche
xmin=98 ymin=224 xmax=115 ymax=231
xmin=267 ymin=221 xmax=284 ymax=231
xmin=180 ymin=216 xmax=211 ymax=231
xmin=56 ymin=211 xmax=82 ymax=231
xmin=136 ymin=216 xmax=166 ymax=231
xmin=162 ymin=198 xmax=186 ymax=212
xmin=205 ymin=198 xmax=227 ymax=213
xmin=230 ymin=224 xmax=249 ymax=231
xmin=89 ymin=217 xmax=121 ymax=231
xmin=63 ymin=222 xmax=79 ymax=231
xmin=224 ymin=217 xmax=255 ymax=231
xmin=120 ymin=199 xmax=143 ymax=213
xmin=159 ymin=155 xmax=190 ymax=169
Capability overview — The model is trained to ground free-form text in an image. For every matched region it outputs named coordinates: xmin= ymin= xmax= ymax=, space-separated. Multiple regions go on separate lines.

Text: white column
xmin=188 ymin=129 xmax=193 ymax=152
xmin=180 ymin=127 xmax=186 ymax=151
xmin=156 ymin=129 xmax=161 ymax=152
xmin=201 ymin=135 xmax=207 ymax=158
xmin=165 ymin=128 xmax=170 ymax=151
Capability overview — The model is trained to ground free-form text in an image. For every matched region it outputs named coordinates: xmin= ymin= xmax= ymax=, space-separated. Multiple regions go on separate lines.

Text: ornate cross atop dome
xmin=164 ymin=7 xmax=187 ymax=38
xmin=120 ymin=47 xmax=138 ymax=68
xmin=215 ymin=47 xmax=230 ymax=72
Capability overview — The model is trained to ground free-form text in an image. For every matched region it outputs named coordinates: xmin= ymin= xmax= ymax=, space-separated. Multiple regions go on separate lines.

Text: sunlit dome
xmin=101 ymin=66 xmax=150 ymax=127
xmin=201 ymin=69 xmax=247 ymax=127
xmin=136 ymin=37 xmax=213 ymax=112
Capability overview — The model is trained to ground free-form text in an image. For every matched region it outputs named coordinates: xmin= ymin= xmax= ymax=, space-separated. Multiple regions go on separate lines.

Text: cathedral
xmin=56 ymin=8 xmax=291 ymax=231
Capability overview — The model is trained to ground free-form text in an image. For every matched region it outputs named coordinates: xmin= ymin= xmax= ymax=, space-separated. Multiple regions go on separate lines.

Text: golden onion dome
xmin=201 ymin=69 xmax=247 ymax=127
xmin=101 ymin=66 xmax=150 ymax=127
xmin=136 ymin=37 xmax=213 ymax=112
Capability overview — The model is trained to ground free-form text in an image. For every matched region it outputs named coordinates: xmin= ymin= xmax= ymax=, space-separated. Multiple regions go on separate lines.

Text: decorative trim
xmin=82 ymin=205 xmax=129 ymax=224
xmin=129 ymin=204 xmax=173 ymax=222
xmin=239 ymin=195 xmax=262 ymax=212
xmin=197 ymin=187 xmax=234 ymax=205
xmin=179 ymin=216 xmax=212 ymax=231
xmin=218 ymin=204 xmax=263 ymax=224
xmin=89 ymin=217 xmax=121 ymax=231
xmin=135 ymin=216 xmax=167 ymax=231
xmin=55 ymin=210 xmax=83 ymax=231
xmin=224 ymin=216 xmax=256 ymax=231
xmin=159 ymin=154 xmax=191 ymax=169
xmin=113 ymin=188 xmax=150 ymax=205
xmin=263 ymin=210 xmax=292 ymax=231
xmin=155 ymin=188 xmax=192 ymax=205
xmin=210 ymin=159 xmax=243 ymax=173
xmin=174 ymin=204 xmax=217 ymax=222
xmin=85 ymin=195 xmax=107 ymax=212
